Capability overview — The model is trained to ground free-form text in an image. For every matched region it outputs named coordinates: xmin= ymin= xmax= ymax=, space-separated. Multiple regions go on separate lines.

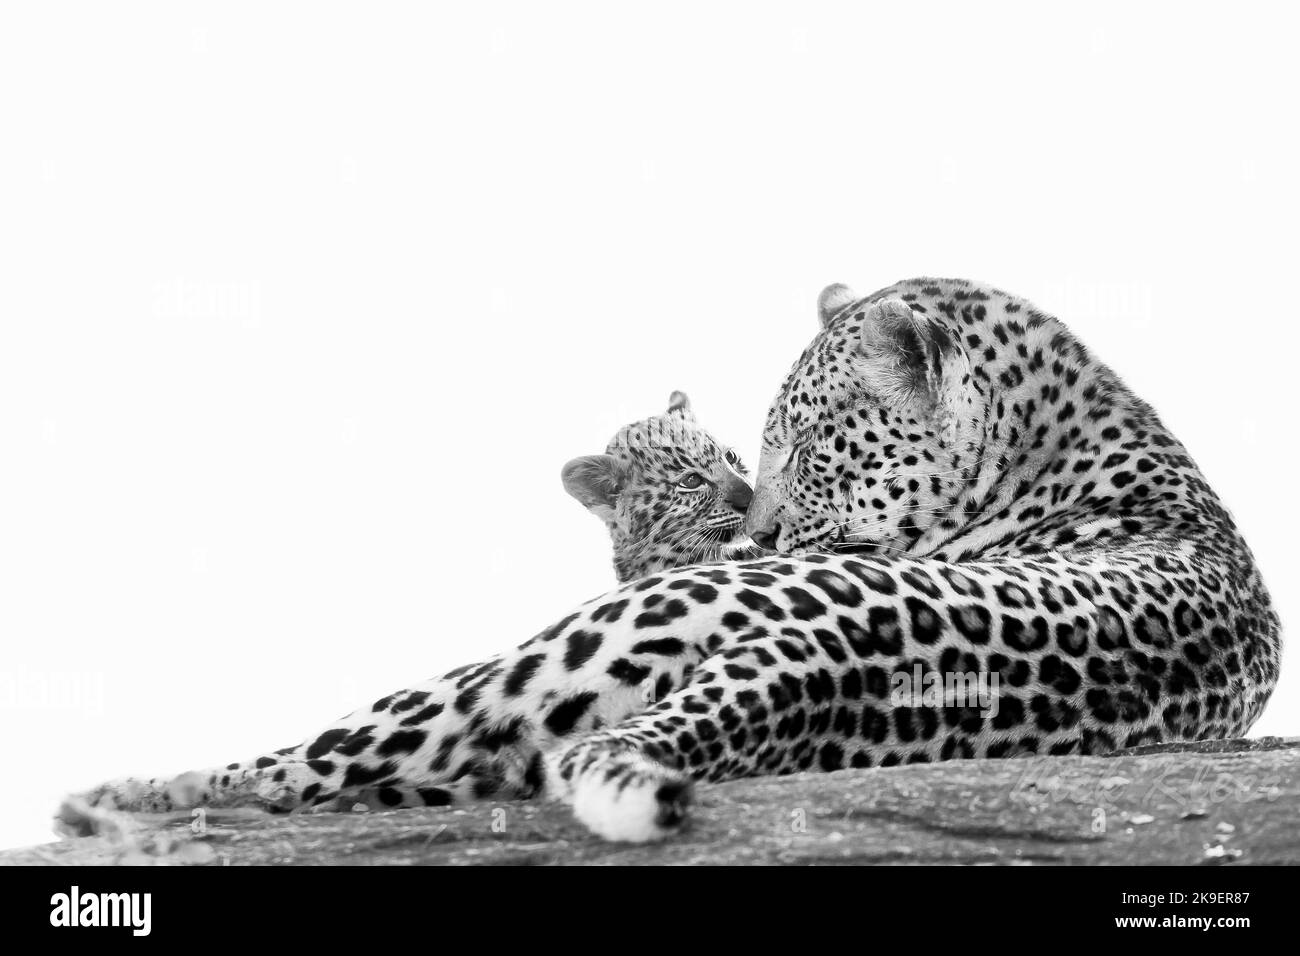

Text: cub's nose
xmin=724 ymin=476 xmax=753 ymax=512
xmin=750 ymin=523 xmax=781 ymax=551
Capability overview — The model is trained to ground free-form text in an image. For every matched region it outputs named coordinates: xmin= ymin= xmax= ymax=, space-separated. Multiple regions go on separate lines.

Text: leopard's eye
xmin=677 ymin=472 xmax=706 ymax=490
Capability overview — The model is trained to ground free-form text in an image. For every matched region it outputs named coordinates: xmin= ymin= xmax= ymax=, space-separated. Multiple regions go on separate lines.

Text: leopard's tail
xmin=58 ymin=653 xmax=558 ymax=829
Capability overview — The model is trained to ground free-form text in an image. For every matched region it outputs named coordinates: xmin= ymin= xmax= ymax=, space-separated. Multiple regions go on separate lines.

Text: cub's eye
xmin=677 ymin=472 xmax=706 ymax=490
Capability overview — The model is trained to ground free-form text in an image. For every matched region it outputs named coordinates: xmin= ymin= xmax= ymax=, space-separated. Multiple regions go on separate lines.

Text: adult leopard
xmin=67 ymin=277 xmax=1280 ymax=843
xmin=563 ymin=391 xmax=761 ymax=582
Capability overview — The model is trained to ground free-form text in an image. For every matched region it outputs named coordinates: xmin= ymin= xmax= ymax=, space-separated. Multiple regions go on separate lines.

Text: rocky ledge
xmin=5 ymin=738 xmax=1296 ymax=865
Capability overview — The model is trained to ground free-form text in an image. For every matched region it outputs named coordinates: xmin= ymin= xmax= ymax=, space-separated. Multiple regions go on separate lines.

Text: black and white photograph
xmin=1 ymin=0 xmax=1296 ymax=929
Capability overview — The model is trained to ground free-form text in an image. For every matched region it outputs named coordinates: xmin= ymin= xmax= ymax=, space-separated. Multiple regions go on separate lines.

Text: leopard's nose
xmin=724 ymin=477 xmax=753 ymax=512
xmin=750 ymin=523 xmax=781 ymax=552
xmin=744 ymin=482 xmax=782 ymax=548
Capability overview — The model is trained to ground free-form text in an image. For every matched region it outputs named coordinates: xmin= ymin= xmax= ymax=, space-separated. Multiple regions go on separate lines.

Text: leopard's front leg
xmin=543 ymin=631 xmax=833 ymax=841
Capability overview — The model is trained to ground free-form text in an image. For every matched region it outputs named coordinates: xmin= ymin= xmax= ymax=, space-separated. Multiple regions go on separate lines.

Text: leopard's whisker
xmin=829 ymin=538 xmax=919 ymax=556
xmin=885 ymin=452 xmax=1007 ymax=481
xmin=828 ymin=500 xmax=1001 ymax=551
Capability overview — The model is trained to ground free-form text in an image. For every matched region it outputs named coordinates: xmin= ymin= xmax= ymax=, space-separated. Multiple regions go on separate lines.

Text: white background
xmin=1 ymin=2 xmax=1296 ymax=850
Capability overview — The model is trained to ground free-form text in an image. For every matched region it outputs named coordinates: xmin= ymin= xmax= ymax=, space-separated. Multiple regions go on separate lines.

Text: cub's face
xmin=563 ymin=392 xmax=756 ymax=581
xmin=746 ymin=285 xmax=978 ymax=555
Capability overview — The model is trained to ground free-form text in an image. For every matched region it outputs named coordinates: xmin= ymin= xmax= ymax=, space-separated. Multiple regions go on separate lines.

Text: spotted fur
xmin=563 ymin=391 xmax=761 ymax=581
xmin=68 ymin=278 xmax=1281 ymax=844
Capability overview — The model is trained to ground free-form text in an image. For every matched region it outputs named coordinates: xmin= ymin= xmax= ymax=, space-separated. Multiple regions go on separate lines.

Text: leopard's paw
xmin=55 ymin=795 xmax=134 ymax=839
xmin=563 ymin=752 xmax=694 ymax=843
xmin=54 ymin=773 xmax=187 ymax=838
xmin=64 ymin=771 xmax=210 ymax=822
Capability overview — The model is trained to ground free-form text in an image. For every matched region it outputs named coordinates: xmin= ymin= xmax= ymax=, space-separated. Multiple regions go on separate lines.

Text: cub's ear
xmin=562 ymin=454 xmax=623 ymax=521
xmin=817 ymin=283 xmax=858 ymax=327
xmin=667 ymin=390 xmax=695 ymax=420
xmin=859 ymin=297 xmax=961 ymax=410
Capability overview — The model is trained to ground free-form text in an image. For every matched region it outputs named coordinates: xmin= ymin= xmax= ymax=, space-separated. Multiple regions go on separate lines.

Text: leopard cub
xmin=562 ymin=391 xmax=761 ymax=581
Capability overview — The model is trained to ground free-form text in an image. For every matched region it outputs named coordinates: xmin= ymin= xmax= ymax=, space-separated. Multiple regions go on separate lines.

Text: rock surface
xmin=6 ymin=738 xmax=1297 ymax=865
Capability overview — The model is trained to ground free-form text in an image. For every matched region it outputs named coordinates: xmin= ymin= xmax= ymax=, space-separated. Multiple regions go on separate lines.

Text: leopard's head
xmin=564 ymin=392 xmax=757 ymax=582
xmin=746 ymin=283 xmax=982 ymax=555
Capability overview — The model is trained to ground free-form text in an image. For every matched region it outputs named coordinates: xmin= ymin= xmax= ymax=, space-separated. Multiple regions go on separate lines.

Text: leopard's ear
xmin=858 ymin=297 xmax=962 ymax=411
xmin=562 ymin=454 xmax=623 ymax=522
xmin=817 ymin=283 xmax=858 ymax=327
xmin=667 ymin=391 xmax=695 ymax=421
